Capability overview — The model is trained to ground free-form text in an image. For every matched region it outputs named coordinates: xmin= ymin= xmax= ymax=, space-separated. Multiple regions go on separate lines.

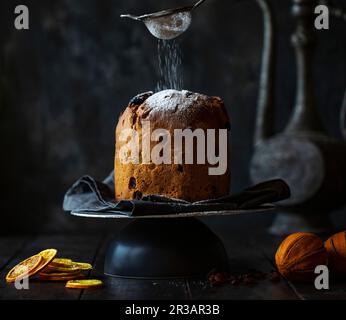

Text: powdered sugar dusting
xmin=144 ymin=89 xmax=209 ymax=113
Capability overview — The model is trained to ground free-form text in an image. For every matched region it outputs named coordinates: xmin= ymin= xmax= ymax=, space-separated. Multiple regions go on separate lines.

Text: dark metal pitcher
xmin=250 ymin=0 xmax=346 ymax=235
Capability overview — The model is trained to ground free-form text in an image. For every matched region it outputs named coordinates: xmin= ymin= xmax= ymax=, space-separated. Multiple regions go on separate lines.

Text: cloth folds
xmin=63 ymin=171 xmax=290 ymax=216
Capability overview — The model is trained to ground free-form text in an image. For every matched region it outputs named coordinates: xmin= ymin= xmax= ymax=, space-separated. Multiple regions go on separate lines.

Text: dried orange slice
xmin=65 ymin=279 xmax=103 ymax=289
xmin=45 ymin=264 xmax=81 ymax=273
xmin=39 ymin=273 xmax=85 ymax=281
xmin=39 ymin=270 xmax=81 ymax=277
xmin=38 ymin=249 xmax=57 ymax=265
xmin=48 ymin=258 xmax=92 ymax=271
xmin=33 ymin=249 xmax=58 ymax=274
xmin=73 ymin=262 xmax=92 ymax=270
xmin=50 ymin=258 xmax=73 ymax=267
xmin=6 ymin=255 xmax=43 ymax=283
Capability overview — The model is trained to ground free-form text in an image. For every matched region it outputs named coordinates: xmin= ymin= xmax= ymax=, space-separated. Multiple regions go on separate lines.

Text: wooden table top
xmin=1 ymin=216 xmax=345 ymax=300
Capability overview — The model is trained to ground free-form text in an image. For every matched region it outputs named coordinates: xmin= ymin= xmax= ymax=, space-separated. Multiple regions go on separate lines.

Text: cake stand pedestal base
xmin=104 ymin=217 xmax=228 ymax=279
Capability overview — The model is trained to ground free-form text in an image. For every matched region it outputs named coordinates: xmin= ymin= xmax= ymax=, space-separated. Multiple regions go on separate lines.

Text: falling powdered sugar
xmin=156 ymin=39 xmax=183 ymax=91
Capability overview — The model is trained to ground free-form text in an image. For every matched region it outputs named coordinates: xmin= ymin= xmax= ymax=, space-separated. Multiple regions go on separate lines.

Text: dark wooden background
xmin=0 ymin=0 xmax=345 ymax=233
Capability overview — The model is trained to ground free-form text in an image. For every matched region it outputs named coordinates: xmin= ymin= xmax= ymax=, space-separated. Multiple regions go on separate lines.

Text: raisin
xmin=141 ymin=109 xmax=151 ymax=119
xmin=128 ymin=177 xmax=136 ymax=189
xmin=177 ymin=164 xmax=183 ymax=172
xmin=129 ymin=91 xmax=153 ymax=106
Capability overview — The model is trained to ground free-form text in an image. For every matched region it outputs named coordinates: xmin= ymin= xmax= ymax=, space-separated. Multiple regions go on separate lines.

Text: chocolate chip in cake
xmin=133 ymin=190 xmax=143 ymax=200
xmin=128 ymin=177 xmax=136 ymax=189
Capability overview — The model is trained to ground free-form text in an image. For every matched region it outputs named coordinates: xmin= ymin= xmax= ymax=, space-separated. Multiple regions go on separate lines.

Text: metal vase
xmin=250 ymin=0 xmax=346 ymax=235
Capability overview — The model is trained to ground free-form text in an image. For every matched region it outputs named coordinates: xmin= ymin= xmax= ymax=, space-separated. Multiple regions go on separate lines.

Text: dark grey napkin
xmin=63 ymin=171 xmax=290 ymax=216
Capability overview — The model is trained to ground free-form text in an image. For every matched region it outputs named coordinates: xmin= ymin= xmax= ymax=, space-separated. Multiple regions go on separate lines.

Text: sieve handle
xmin=192 ymin=0 xmax=208 ymax=10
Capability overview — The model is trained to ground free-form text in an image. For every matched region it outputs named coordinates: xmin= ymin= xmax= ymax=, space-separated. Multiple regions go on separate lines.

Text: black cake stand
xmin=71 ymin=207 xmax=275 ymax=279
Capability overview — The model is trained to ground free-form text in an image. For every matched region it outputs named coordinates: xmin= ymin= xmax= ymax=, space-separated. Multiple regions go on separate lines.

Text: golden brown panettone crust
xmin=114 ymin=90 xmax=231 ymax=202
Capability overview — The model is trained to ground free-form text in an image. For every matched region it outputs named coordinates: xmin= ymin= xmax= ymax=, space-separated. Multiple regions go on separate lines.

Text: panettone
xmin=114 ymin=89 xmax=231 ymax=202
